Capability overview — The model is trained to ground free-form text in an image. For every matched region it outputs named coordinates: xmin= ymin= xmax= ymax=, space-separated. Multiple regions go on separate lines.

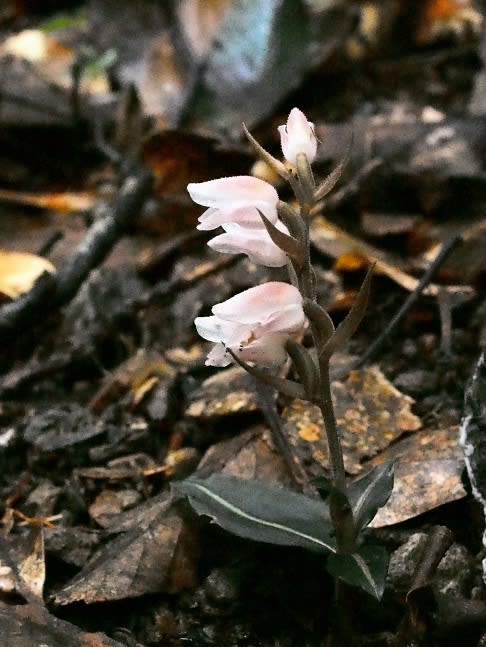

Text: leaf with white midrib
xmin=327 ymin=545 xmax=389 ymax=600
xmin=173 ymin=475 xmax=336 ymax=554
xmin=348 ymin=462 xmax=394 ymax=533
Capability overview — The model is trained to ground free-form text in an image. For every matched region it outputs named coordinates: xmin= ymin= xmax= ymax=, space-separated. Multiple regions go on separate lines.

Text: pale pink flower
xmin=207 ymin=220 xmax=289 ymax=267
xmin=195 ymin=282 xmax=305 ymax=368
xmin=278 ymin=108 xmax=317 ymax=166
xmin=187 ymin=176 xmax=279 ymax=230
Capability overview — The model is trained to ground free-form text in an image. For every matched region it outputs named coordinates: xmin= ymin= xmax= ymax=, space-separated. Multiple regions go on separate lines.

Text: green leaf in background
xmin=348 ymin=462 xmax=395 ymax=534
xmin=327 ymin=545 xmax=389 ymax=600
xmin=41 ymin=8 xmax=87 ymax=33
xmin=173 ymin=475 xmax=336 ymax=554
xmin=188 ymin=0 xmax=311 ymax=133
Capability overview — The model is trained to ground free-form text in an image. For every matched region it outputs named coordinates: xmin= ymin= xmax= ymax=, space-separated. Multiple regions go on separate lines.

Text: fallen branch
xmin=0 ymin=168 xmax=153 ymax=342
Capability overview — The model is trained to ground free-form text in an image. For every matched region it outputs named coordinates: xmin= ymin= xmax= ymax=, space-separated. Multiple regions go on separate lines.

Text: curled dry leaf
xmin=0 ymin=250 xmax=55 ymax=299
xmin=0 ymin=527 xmax=45 ymax=602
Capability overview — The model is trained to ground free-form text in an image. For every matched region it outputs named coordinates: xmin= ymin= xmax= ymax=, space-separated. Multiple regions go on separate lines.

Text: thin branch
xmin=353 ymin=234 xmax=462 ymax=370
xmin=0 ymin=168 xmax=153 ymax=341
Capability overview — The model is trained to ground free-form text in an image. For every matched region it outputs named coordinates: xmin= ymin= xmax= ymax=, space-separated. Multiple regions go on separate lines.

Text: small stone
xmin=387 ymin=532 xmax=428 ymax=593
xmin=401 ymin=339 xmax=418 ymax=359
xmin=434 ymin=542 xmax=474 ymax=599
xmin=203 ymin=568 xmax=240 ymax=610
xmin=393 ymin=369 xmax=438 ymax=397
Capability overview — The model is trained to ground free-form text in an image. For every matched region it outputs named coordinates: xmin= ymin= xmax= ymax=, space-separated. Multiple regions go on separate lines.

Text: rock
xmin=393 ymin=369 xmax=438 ymax=397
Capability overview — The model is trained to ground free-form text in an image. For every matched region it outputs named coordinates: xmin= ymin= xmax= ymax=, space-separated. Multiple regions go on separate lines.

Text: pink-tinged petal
xmin=197 ymin=206 xmax=266 ymax=231
xmin=212 ymin=282 xmax=304 ymax=331
xmin=187 ymin=176 xmax=278 ymax=219
xmin=195 ymin=283 xmax=305 ymax=369
xmin=237 ymin=332 xmax=289 ymax=368
xmin=207 ymin=222 xmax=288 ymax=267
xmin=194 ymin=315 xmax=248 ymax=345
xmin=278 ymin=108 xmax=317 ymax=166
xmin=205 ymin=343 xmax=233 ymax=367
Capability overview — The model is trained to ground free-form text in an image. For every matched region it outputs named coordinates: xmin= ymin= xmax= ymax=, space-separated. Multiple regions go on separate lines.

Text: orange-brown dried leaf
xmin=141 ymin=131 xmax=248 ymax=195
xmin=0 ymin=250 xmax=55 ymax=298
xmin=416 ymin=0 xmax=482 ymax=44
xmin=0 ymin=189 xmax=94 ymax=213
xmin=333 ymin=251 xmax=368 ymax=273
xmin=282 ymin=366 xmax=421 ymax=476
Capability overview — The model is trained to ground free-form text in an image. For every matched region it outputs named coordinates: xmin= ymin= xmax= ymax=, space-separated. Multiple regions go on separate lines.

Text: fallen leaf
xmin=416 ymin=0 xmax=482 ymax=45
xmin=0 ymin=527 xmax=45 ymax=602
xmin=368 ymin=426 xmax=465 ymax=527
xmin=54 ymin=499 xmax=185 ymax=604
xmin=0 ymin=250 xmax=55 ymax=299
xmin=196 ymin=426 xmax=292 ymax=486
xmin=0 ymin=599 xmax=125 ymax=647
xmin=0 ymin=188 xmax=95 ymax=213
xmin=282 ymin=366 xmax=421 ymax=476
xmin=311 ymin=215 xmax=473 ymax=298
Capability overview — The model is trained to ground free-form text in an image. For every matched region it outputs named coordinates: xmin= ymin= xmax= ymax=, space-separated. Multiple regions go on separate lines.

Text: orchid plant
xmin=174 ymin=109 xmax=394 ymax=605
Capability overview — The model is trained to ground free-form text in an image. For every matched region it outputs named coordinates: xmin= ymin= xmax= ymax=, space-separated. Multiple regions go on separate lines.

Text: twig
xmin=395 ymin=526 xmax=454 ymax=647
xmin=354 ymin=234 xmax=462 ymax=369
xmin=36 ymin=230 xmax=64 ymax=257
xmin=0 ymin=168 xmax=153 ymax=341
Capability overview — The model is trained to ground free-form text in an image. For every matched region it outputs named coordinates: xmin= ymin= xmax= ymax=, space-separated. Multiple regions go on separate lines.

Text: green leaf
xmin=348 ymin=462 xmax=394 ymax=534
xmin=327 ymin=545 xmax=389 ymax=600
xmin=173 ymin=475 xmax=336 ymax=554
xmin=320 ymin=264 xmax=374 ymax=360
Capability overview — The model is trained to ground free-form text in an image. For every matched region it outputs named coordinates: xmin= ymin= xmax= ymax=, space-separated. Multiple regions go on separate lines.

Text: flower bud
xmin=278 ymin=108 xmax=317 ymax=167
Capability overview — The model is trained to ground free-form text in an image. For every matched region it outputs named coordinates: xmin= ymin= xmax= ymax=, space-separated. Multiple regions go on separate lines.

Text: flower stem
xmin=296 ymin=185 xmax=355 ymax=554
xmin=316 ymin=357 xmax=355 ymax=553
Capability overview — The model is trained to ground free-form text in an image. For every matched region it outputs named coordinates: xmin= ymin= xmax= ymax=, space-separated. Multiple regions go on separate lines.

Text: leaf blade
xmin=173 ymin=475 xmax=336 ymax=554
xmin=327 ymin=545 xmax=389 ymax=599
xmin=348 ymin=462 xmax=395 ymax=533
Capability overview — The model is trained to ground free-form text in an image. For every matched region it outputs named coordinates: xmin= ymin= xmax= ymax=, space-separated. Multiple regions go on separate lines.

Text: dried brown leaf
xmin=368 ymin=426 xmax=465 ymax=527
xmin=0 ymin=600 xmax=125 ymax=647
xmin=54 ymin=500 xmax=184 ymax=604
xmin=282 ymin=366 xmax=421 ymax=476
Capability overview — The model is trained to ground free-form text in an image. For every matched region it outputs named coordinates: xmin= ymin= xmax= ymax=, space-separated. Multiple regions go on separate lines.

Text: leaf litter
xmin=0 ymin=0 xmax=486 ymax=644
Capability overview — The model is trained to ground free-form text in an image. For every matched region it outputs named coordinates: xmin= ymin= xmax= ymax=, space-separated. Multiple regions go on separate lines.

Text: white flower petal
xmin=237 ymin=332 xmax=289 ymax=368
xmin=212 ymin=282 xmax=303 ymax=329
xmin=278 ymin=107 xmax=317 ymax=166
xmin=195 ymin=315 xmax=248 ymax=344
xmin=197 ymin=206 xmax=266 ymax=231
xmin=188 ymin=176 xmax=279 ymax=222
xmin=205 ymin=343 xmax=233 ymax=367
xmin=207 ymin=223 xmax=288 ymax=267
